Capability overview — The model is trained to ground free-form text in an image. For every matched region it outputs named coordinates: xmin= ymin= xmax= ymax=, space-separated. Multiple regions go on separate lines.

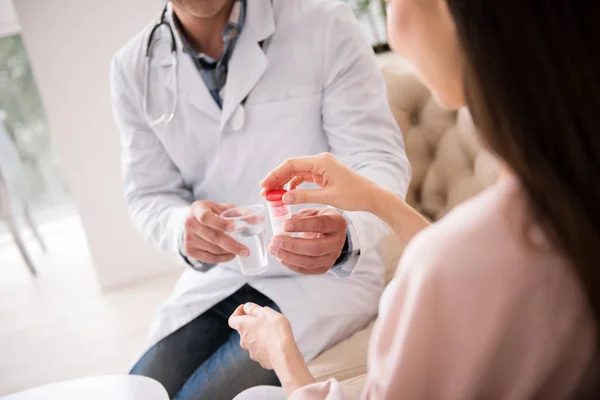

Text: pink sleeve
xmin=287 ymin=236 xmax=466 ymax=400
xmin=363 ymin=238 xmax=517 ymax=399
xmin=360 ymin=248 xmax=445 ymax=399
xmin=290 ymin=225 xmax=590 ymax=399
xmin=360 ymin=231 xmax=570 ymax=399
xmin=286 ymin=237 xmax=447 ymax=400
xmin=289 ymin=379 xmax=346 ymax=400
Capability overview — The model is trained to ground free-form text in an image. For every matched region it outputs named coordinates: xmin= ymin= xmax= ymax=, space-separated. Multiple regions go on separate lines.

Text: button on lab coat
xmin=110 ymin=0 xmax=410 ymax=362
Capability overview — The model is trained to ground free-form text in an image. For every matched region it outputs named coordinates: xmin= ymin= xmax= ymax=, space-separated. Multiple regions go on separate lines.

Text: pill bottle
xmin=265 ymin=189 xmax=291 ymax=235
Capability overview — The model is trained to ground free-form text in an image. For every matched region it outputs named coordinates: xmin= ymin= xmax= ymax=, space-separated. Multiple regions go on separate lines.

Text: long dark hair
xmin=446 ymin=0 xmax=600 ymax=353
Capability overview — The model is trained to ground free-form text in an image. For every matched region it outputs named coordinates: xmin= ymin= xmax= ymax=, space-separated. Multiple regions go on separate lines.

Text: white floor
xmin=0 ymin=215 xmax=180 ymax=396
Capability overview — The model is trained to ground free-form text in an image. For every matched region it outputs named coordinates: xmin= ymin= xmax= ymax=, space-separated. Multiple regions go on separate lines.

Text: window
xmin=0 ymin=34 xmax=73 ymax=226
xmin=343 ymin=0 xmax=389 ymax=53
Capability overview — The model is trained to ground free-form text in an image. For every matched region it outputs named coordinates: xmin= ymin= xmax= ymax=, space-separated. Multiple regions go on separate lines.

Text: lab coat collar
xmin=220 ymin=0 xmax=275 ymax=131
xmin=159 ymin=0 xmax=275 ymax=124
xmin=158 ymin=1 xmax=275 ymax=64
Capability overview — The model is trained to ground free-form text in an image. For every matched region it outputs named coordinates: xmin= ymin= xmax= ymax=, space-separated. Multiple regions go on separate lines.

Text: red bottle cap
xmin=265 ymin=189 xmax=287 ymax=202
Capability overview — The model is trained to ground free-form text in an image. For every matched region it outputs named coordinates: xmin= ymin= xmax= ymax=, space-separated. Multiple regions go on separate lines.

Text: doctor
xmin=110 ymin=0 xmax=409 ymax=399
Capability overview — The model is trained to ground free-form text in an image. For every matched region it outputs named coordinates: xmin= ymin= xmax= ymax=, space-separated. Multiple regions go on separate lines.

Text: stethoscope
xmin=143 ymin=2 xmax=263 ymax=130
xmin=143 ymin=3 xmax=178 ymax=126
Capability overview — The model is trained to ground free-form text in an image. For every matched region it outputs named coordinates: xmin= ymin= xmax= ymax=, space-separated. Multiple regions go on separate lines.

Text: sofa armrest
xmin=308 ymin=321 xmax=374 ymax=382
xmin=340 ymin=375 xmax=367 ymax=400
xmin=382 ymin=232 xmax=405 ymax=285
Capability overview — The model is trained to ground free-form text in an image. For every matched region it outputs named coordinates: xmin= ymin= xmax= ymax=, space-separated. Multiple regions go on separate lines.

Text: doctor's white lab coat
xmin=110 ymin=0 xmax=410 ymax=362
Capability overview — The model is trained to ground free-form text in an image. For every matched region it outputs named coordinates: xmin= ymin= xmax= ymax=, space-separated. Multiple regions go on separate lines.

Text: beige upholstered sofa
xmin=305 ymin=63 xmax=500 ymax=398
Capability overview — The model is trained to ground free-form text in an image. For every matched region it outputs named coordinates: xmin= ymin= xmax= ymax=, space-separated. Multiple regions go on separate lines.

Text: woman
xmin=229 ymin=0 xmax=600 ymax=398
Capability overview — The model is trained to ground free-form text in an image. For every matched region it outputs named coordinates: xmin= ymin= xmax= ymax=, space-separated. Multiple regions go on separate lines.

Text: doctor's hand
xmin=260 ymin=153 xmax=382 ymax=213
xmin=183 ymin=200 xmax=250 ymax=264
xmin=269 ymin=208 xmax=347 ymax=275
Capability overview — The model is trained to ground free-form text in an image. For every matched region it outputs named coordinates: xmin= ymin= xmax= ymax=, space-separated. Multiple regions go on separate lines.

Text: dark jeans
xmin=130 ymin=284 xmax=281 ymax=400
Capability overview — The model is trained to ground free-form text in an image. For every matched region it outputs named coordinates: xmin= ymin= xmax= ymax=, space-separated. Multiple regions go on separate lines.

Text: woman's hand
xmin=260 ymin=153 xmax=382 ymax=212
xmin=228 ymin=303 xmax=295 ymax=370
xmin=229 ymin=303 xmax=315 ymax=395
xmin=262 ymin=153 xmax=432 ymax=244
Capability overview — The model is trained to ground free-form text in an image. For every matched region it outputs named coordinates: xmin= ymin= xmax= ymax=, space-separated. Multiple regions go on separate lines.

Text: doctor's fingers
xmin=186 ymin=236 xmax=231 ymax=255
xmin=283 ymin=213 xmax=346 ymax=235
xmin=190 ymin=206 xmax=235 ymax=232
xmin=186 ymin=249 xmax=236 ymax=264
xmin=271 ymin=234 xmax=339 ymax=257
xmin=195 ymin=225 xmax=250 ymax=257
xmin=278 ymin=258 xmax=332 ymax=276
xmin=269 ymin=244 xmax=336 ymax=270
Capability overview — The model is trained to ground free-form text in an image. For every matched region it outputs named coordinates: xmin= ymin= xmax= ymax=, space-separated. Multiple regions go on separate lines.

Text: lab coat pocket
xmin=151 ymin=105 xmax=222 ymax=186
xmin=244 ymin=94 xmax=328 ymax=177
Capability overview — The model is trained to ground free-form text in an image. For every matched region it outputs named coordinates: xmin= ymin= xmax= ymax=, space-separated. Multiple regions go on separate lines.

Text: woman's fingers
xmin=228 ymin=314 xmax=249 ymax=331
xmin=288 ymin=174 xmax=320 ymax=190
xmin=230 ymin=304 xmax=246 ymax=318
xmin=243 ymin=302 xmax=266 ymax=317
xmin=288 ymin=176 xmax=306 ymax=191
xmin=260 ymin=154 xmax=331 ymax=189
xmin=260 ymin=175 xmax=316 ymax=198
xmin=282 ymin=188 xmax=333 ymax=205
xmin=260 ymin=153 xmax=373 ymax=211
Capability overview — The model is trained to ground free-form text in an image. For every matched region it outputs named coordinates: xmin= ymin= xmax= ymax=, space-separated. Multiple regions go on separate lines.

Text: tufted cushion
xmin=381 ymin=66 xmax=500 ymax=221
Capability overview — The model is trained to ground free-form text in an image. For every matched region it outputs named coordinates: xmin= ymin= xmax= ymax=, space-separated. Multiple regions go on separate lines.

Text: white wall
xmin=13 ymin=0 xmax=180 ymax=289
xmin=0 ymin=0 xmax=19 ymax=37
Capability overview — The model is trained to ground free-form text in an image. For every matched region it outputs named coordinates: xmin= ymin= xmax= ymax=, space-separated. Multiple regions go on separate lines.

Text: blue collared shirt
xmin=172 ymin=0 xmax=246 ymax=108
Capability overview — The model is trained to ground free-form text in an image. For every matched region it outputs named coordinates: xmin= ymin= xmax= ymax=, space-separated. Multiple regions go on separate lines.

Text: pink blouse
xmin=291 ymin=177 xmax=598 ymax=399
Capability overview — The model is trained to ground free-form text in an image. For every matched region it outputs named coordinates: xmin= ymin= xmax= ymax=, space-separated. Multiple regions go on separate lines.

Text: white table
xmin=1 ymin=375 xmax=168 ymax=400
